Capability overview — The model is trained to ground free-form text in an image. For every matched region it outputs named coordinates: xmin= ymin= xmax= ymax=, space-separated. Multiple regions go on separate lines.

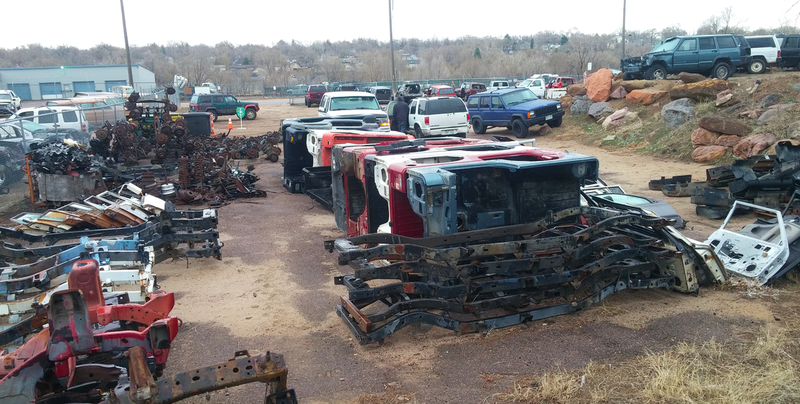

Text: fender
xmin=244 ymin=103 xmax=260 ymax=111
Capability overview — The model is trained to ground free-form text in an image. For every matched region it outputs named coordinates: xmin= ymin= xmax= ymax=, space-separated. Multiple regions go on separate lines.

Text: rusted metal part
xmin=127 ymin=347 xmax=158 ymax=404
xmin=108 ymin=350 xmax=291 ymax=404
xmin=329 ymin=206 xmax=727 ymax=344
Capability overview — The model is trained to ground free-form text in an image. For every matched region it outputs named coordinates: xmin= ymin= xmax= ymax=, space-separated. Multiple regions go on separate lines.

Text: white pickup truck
xmin=487 ymin=80 xmax=510 ymax=91
xmin=515 ymin=74 xmax=573 ymax=99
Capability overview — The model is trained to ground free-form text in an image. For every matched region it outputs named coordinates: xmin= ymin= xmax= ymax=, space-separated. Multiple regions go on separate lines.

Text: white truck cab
xmin=487 ymin=80 xmax=510 ymax=91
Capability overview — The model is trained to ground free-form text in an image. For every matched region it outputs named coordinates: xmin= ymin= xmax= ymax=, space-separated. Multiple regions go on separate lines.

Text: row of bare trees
xmin=1 ymin=9 xmax=798 ymax=91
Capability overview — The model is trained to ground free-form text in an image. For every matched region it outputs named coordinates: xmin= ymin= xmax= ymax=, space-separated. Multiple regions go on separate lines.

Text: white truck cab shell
xmin=487 ymin=80 xmax=510 ymax=91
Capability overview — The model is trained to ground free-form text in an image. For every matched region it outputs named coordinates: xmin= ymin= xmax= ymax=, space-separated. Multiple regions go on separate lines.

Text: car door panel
xmin=673 ymin=39 xmax=699 ymax=71
xmin=697 ymin=37 xmax=718 ymax=71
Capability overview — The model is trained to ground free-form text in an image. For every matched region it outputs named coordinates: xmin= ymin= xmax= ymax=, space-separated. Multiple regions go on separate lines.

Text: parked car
xmin=487 ymin=80 xmax=510 ymax=91
xmin=305 ymin=84 xmax=327 ymax=107
xmin=467 ymin=87 xmax=564 ymax=138
xmin=621 ymin=34 xmax=747 ymax=80
xmin=744 ymin=35 xmax=782 ymax=74
xmin=369 ymin=86 xmax=393 ymax=104
xmin=16 ymin=106 xmax=89 ymax=133
xmin=0 ymin=90 xmax=21 ymax=110
xmin=0 ymin=120 xmax=88 ymax=150
xmin=397 ymin=96 xmax=470 ymax=138
xmin=317 ymin=91 xmax=390 ymax=129
xmin=546 ymin=77 xmax=577 ymax=89
xmin=778 ymin=34 xmax=800 ymax=69
xmin=189 ymin=93 xmax=259 ymax=121
xmin=397 ymin=83 xmax=423 ymax=103
xmin=0 ymin=91 xmax=17 ymax=112
xmin=425 ymin=85 xmax=457 ymax=98
xmin=457 ymin=82 xmax=487 ymax=100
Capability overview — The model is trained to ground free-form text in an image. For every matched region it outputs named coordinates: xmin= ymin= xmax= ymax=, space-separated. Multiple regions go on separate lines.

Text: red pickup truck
xmin=457 ymin=82 xmax=487 ymax=100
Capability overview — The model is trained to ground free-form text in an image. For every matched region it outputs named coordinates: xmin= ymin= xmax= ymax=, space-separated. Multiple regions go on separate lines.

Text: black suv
xmin=621 ymin=34 xmax=749 ymax=80
xmin=778 ymin=34 xmax=800 ymax=69
xmin=189 ymin=93 xmax=259 ymax=122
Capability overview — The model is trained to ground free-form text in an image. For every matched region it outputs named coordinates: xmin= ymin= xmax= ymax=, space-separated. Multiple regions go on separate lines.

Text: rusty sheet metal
xmin=108 ymin=350 xmax=290 ymax=404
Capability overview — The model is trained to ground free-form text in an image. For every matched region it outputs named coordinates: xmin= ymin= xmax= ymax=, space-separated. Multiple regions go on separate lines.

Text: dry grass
xmin=491 ymin=328 xmax=800 ymax=404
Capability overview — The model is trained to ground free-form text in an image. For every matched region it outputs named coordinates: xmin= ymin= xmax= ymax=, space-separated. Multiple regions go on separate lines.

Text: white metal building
xmin=0 ymin=64 xmax=156 ymax=100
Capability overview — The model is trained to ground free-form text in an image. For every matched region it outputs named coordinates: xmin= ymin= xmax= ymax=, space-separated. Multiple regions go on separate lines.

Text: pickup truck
xmin=487 ymin=80 xmax=510 ymax=91
xmin=621 ymin=34 xmax=747 ymax=80
xmin=467 ymin=87 xmax=564 ymax=138
xmin=544 ymin=76 xmax=578 ymax=99
xmin=397 ymin=83 xmax=423 ymax=103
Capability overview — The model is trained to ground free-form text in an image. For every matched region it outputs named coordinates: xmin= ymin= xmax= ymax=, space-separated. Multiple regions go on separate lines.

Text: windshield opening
xmin=330 ymin=96 xmax=380 ymax=111
xmin=518 ymin=80 xmax=532 ymax=87
xmin=500 ymin=89 xmax=539 ymax=106
xmin=651 ymin=37 xmax=680 ymax=53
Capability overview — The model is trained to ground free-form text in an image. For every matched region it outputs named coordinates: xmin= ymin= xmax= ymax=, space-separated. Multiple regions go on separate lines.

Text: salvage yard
xmin=155 ymin=99 xmax=800 ymax=403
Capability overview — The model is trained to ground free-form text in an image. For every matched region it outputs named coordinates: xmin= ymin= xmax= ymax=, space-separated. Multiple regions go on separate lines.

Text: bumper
xmin=524 ymin=110 xmax=564 ymax=127
xmin=776 ymin=57 xmax=783 ymax=65
xmin=424 ymin=125 xmax=470 ymax=137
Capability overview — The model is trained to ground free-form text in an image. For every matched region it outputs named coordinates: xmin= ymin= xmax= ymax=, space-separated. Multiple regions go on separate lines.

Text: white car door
xmin=408 ymin=100 xmax=419 ymax=128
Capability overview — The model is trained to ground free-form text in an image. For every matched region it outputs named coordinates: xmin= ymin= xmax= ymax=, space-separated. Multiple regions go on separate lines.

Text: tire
xmin=547 ymin=116 xmax=563 ymax=128
xmin=209 ymin=110 xmax=218 ymax=122
xmin=245 ymin=108 xmax=257 ymax=120
xmin=711 ymin=62 xmax=732 ymax=80
xmin=644 ymin=65 xmax=667 ymax=80
xmin=511 ymin=119 xmax=528 ymax=138
xmin=472 ymin=118 xmax=486 ymax=134
xmin=747 ymin=59 xmax=766 ymax=74
xmin=0 ymin=170 xmax=6 ymax=187
xmin=305 ymin=99 xmax=310 ymax=107
xmin=414 ymin=124 xmax=423 ymax=138
xmin=623 ymin=72 xmax=634 ymax=80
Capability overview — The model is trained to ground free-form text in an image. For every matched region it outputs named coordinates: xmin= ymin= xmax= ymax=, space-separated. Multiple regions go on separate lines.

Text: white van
xmin=16 ymin=106 xmax=89 ymax=133
xmin=407 ymin=97 xmax=470 ymax=138
xmin=487 ymin=80 xmax=510 ymax=91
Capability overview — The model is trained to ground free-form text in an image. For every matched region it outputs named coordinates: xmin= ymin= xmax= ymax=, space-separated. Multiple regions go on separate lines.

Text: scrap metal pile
xmin=0 ymin=259 xmax=297 ymax=404
xmin=327 ymin=206 xmax=728 ymax=344
xmin=650 ymin=141 xmax=800 ymax=219
xmin=0 ymin=186 xmax=298 ymax=403
xmin=314 ymin=135 xmax=729 ymax=344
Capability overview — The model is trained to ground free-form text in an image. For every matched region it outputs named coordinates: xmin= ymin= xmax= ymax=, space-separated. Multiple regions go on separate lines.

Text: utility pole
xmin=621 ymin=0 xmax=626 ymax=58
xmin=388 ymin=0 xmax=397 ymax=96
xmin=120 ymin=0 xmax=135 ymax=89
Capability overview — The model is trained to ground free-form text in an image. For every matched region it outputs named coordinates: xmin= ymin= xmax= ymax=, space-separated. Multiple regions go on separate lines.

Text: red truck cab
xmin=427 ymin=85 xmax=457 ymax=97
xmin=305 ymin=85 xmax=327 ymax=107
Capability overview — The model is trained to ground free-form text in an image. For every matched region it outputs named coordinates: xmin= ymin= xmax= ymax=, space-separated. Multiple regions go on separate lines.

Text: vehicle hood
xmin=326 ymin=110 xmax=388 ymax=118
xmin=511 ymin=99 xmax=561 ymax=111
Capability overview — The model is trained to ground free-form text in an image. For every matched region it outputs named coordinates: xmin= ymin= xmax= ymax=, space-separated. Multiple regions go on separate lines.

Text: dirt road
xmin=158 ymin=101 xmax=796 ymax=403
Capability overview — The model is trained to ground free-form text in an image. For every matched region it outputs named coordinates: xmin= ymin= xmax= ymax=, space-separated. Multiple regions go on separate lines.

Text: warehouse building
xmin=0 ymin=64 xmax=156 ymax=100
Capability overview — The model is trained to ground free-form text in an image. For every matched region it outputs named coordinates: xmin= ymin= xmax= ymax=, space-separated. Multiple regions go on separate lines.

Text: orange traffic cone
xmin=228 ymin=118 xmax=233 ymax=131
xmin=210 ymin=114 xmax=215 ymax=137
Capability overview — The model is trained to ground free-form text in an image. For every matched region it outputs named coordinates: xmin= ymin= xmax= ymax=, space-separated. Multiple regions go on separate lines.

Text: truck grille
xmin=536 ymin=105 xmax=560 ymax=115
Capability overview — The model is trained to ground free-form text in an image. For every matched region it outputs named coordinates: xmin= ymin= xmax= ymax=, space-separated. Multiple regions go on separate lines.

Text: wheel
xmin=748 ymin=59 xmax=766 ymax=74
xmin=245 ymin=108 xmax=257 ymax=120
xmin=547 ymin=116 xmax=563 ymax=128
xmin=711 ymin=62 xmax=732 ymax=80
xmin=209 ymin=110 xmax=218 ymax=122
xmin=0 ymin=170 xmax=6 ymax=187
xmin=623 ymin=72 xmax=634 ymax=80
xmin=644 ymin=65 xmax=667 ymax=80
xmin=472 ymin=118 xmax=486 ymax=134
xmin=511 ymin=119 xmax=528 ymax=138
xmin=414 ymin=124 xmax=423 ymax=138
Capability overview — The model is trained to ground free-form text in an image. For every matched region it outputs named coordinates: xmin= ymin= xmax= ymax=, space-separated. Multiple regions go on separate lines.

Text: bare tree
xmin=318 ymin=56 xmax=345 ymax=82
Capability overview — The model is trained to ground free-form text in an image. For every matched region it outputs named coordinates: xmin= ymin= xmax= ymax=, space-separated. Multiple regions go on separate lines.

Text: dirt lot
xmin=155 ymin=100 xmax=800 ymax=403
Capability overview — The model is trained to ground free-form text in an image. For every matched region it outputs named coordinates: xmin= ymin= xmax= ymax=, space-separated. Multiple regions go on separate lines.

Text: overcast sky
xmin=4 ymin=0 xmax=799 ymax=49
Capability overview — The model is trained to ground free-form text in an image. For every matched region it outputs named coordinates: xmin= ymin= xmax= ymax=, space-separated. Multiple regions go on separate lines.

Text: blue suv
xmin=466 ymin=88 xmax=564 ymax=138
xmin=621 ymin=34 xmax=750 ymax=80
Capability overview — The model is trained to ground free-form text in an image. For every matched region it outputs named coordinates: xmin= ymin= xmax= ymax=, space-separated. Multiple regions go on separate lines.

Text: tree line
xmin=0 ymin=7 xmax=796 ymax=92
